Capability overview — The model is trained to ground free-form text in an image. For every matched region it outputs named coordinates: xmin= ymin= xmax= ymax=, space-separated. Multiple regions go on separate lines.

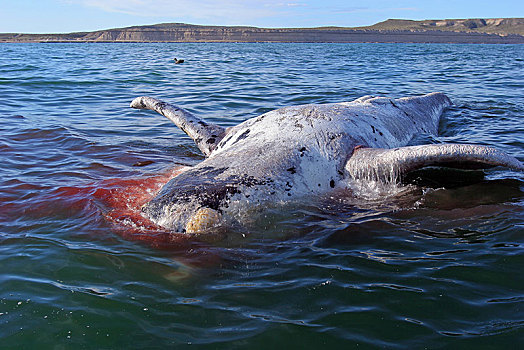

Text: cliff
xmin=2 ymin=19 xmax=523 ymax=44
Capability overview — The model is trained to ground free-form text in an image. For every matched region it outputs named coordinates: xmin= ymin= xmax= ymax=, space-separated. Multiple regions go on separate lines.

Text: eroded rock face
xmin=82 ymin=23 xmax=524 ymax=43
xmin=2 ymin=19 xmax=524 ymax=43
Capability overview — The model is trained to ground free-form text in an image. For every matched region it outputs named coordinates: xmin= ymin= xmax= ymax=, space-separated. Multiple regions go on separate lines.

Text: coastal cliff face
xmin=2 ymin=19 xmax=524 ymax=43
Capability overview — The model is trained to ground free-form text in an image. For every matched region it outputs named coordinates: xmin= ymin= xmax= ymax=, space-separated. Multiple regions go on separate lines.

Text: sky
xmin=1 ymin=0 xmax=523 ymax=34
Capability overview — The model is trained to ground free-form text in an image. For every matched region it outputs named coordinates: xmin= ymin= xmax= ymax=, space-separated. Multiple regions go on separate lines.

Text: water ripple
xmin=0 ymin=42 xmax=522 ymax=348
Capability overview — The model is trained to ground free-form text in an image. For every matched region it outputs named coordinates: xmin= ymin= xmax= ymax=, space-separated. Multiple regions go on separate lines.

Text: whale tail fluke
xmin=131 ymin=96 xmax=226 ymax=156
xmin=346 ymin=144 xmax=523 ymax=183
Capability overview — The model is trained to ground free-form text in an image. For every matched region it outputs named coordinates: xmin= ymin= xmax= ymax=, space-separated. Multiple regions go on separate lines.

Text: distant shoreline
xmin=3 ymin=40 xmax=524 ymax=44
xmin=2 ymin=18 xmax=524 ymax=44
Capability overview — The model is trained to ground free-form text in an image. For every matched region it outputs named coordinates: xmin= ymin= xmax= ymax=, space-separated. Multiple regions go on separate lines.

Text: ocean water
xmin=1 ymin=42 xmax=523 ymax=348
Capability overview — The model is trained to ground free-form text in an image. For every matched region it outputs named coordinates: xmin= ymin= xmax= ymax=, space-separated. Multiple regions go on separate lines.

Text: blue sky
xmin=1 ymin=0 xmax=523 ymax=33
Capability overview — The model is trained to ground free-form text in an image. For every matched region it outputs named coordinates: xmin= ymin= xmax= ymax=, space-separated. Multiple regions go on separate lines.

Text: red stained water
xmin=108 ymin=166 xmax=223 ymax=265
xmin=91 ymin=166 xmax=188 ymax=242
xmin=79 ymin=166 xmax=181 ymax=233
xmin=18 ymin=165 xmax=223 ymax=267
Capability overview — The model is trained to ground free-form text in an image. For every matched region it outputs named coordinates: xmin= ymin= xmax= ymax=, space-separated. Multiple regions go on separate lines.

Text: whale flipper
xmin=131 ymin=96 xmax=226 ymax=156
xmin=346 ymin=144 xmax=524 ymax=182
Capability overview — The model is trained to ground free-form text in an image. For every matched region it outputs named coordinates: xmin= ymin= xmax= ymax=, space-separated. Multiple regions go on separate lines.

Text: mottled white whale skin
xmin=130 ymin=93 xmax=523 ymax=233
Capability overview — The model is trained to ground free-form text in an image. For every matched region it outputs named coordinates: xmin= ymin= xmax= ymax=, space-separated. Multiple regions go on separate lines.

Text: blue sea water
xmin=0 ymin=43 xmax=523 ymax=348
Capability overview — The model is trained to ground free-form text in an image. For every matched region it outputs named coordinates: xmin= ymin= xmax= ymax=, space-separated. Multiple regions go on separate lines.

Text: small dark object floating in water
xmin=132 ymin=160 xmax=155 ymax=167
xmin=174 ymin=58 xmax=184 ymax=64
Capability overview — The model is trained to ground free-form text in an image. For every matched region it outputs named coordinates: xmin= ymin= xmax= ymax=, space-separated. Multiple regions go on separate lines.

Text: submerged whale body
xmin=130 ymin=93 xmax=523 ymax=233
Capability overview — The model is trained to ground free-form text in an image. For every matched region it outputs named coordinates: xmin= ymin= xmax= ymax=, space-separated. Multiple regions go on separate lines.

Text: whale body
xmin=130 ymin=93 xmax=523 ymax=233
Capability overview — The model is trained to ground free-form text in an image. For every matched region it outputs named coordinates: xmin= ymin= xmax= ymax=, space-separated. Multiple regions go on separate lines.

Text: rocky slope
xmin=360 ymin=18 xmax=524 ymax=36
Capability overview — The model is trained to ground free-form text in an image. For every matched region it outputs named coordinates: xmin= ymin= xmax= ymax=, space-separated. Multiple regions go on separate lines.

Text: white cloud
xmin=310 ymin=5 xmax=419 ymax=15
xmin=68 ymin=0 xmax=299 ymax=22
xmin=393 ymin=7 xmax=419 ymax=11
xmin=60 ymin=1 xmax=421 ymax=28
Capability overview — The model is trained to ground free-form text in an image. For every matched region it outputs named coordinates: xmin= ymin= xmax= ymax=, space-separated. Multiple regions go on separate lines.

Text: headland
xmin=1 ymin=18 xmax=523 ymax=44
